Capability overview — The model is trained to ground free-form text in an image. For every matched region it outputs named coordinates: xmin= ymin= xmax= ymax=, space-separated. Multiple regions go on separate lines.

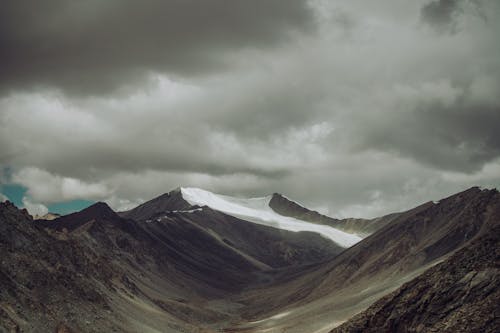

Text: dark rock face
xmin=331 ymin=225 xmax=500 ymax=333
xmin=269 ymin=193 xmax=340 ymax=226
xmin=269 ymin=193 xmax=393 ymax=235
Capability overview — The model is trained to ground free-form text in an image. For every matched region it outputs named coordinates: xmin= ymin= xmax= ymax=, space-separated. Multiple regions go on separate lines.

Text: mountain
xmin=331 ymin=224 xmax=500 ymax=333
xmin=268 ymin=192 xmax=399 ymax=236
xmin=268 ymin=193 xmax=340 ymax=225
xmin=225 ymin=187 xmax=500 ymax=332
xmin=1 ymin=186 xmax=499 ymax=333
xmin=1 ymin=187 xmax=356 ymax=332
xmin=0 ymin=201 xmax=117 ymax=333
xmin=3 ymin=197 xmax=283 ymax=332
xmin=37 ymin=201 xmax=119 ymax=232
xmin=175 ymin=187 xmax=362 ymax=247
xmin=121 ymin=187 xmax=351 ymax=267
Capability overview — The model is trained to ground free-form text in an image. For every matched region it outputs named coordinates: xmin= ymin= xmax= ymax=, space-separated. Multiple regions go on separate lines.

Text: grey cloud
xmin=0 ymin=0 xmax=315 ymax=96
xmin=1 ymin=0 xmax=500 ymax=218
xmin=350 ymin=79 xmax=500 ymax=173
xmin=420 ymin=0 xmax=488 ymax=33
xmin=421 ymin=0 xmax=463 ymax=32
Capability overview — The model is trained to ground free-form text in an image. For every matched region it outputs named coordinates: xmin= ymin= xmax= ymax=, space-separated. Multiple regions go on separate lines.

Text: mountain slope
xmin=0 ymin=201 xmax=120 ymax=333
xmin=331 ymin=224 xmax=500 ymax=333
xmin=2 ymin=200 xmax=264 ymax=332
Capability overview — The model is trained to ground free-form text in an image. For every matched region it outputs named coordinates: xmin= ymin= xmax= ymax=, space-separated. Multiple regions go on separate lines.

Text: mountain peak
xmin=82 ymin=201 xmax=116 ymax=217
xmin=271 ymin=192 xmax=286 ymax=200
xmin=38 ymin=201 xmax=120 ymax=232
xmin=120 ymin=187 xmax=192 ymax=221
xmin=268 ymin=192 xmax=341 ymax=227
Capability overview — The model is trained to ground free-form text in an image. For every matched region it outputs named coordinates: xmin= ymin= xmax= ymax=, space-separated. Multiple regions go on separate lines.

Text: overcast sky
xmin=1 ymin=0 xmax=499 ymax=218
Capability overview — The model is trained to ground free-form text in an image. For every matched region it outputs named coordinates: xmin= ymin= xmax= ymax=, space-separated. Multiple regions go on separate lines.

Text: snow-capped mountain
xmin=180 ymin=187 xmax=362 ymax=248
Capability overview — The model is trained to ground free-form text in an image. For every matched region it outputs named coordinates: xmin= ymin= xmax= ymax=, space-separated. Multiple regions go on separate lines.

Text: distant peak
xmin=154 ymin=187 xmax=183 ymax=199
xmin=120 ymin=187 xmax=192 ymax=220
xmin=270 ymin=192 xmax=306 ymax=208
xmin=170 ymin=186 xmax=182 ymax=194
xmin=90 ymin=201 xmax=113 ymax=209
xmin=82 ymin=201 xmax=117 ymax=217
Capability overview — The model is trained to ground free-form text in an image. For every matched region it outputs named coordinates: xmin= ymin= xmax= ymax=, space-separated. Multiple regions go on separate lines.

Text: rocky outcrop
xmin=331 ymin=225 xmax=500 ymax=333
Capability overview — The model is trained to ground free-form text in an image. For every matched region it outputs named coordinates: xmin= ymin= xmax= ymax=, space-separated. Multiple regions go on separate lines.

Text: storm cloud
xmin=1 ymin=0 xmax=499 ymax=217
xmin=0 ymin=0 xmax=314 ymax=95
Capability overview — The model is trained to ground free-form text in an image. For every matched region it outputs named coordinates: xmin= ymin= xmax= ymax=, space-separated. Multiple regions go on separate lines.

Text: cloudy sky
xmin=1 ymin=0 xmax=499 ymax=218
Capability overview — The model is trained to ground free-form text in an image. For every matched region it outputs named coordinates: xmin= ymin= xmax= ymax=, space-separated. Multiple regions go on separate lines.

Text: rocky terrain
xmin=331 ymin=224 xmax=500 ymax=333
xmin=1 ymin=187 xmax=499 ymax=333
xmin=0 ymin=201 xmax=118 ymax=333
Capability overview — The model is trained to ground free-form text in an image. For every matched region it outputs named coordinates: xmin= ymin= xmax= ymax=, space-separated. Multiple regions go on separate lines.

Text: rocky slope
xmin=1 ymin=199 xmax=262 ymax=332
xmin=331 ymin=224 xmax=500 ymax=333
xmin=0 ymin=201 xmax=119 ymax=333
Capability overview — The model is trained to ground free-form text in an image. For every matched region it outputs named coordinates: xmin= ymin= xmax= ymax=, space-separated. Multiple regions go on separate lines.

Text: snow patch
xmin=174 ymin=208 xmax=203 ymax=213
xmin=145 ymin=208 xmax=204 ymax=223
xmin=180 ymin=187 xmax=362 ymax=247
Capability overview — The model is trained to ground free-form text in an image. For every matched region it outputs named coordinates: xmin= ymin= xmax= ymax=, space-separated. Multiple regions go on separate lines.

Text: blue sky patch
xmin=0 ymin=184 xmax=94 ymax=215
